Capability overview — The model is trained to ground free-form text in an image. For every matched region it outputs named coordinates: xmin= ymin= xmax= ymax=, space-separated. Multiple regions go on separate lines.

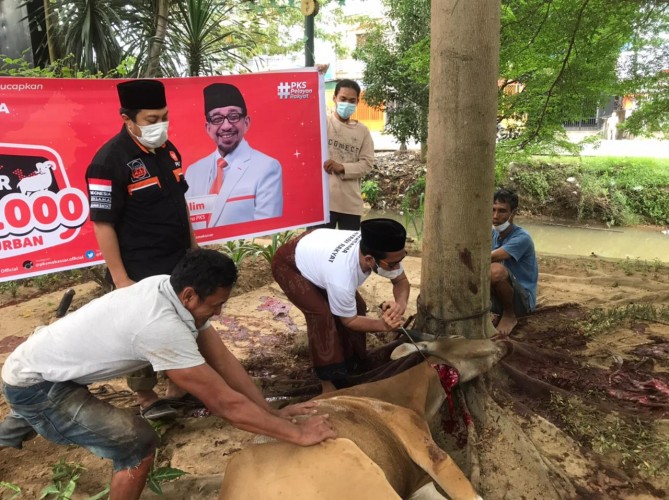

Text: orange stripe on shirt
xmin=172 ymin=168 xmax=183 ymax=181
xmin=127 ymin=177 xmax=161 ymax=195
xmin=227 ymin=195 xmax=255 ymax=203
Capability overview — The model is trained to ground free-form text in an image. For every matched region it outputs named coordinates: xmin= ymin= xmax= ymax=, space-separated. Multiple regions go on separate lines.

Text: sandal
xmin=162 ymin=394 xmax=204 ymax=408
xmin=140 ymin=400 xmax=178 ymax=420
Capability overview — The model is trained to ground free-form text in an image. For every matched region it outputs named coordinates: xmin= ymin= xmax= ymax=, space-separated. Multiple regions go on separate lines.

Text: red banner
xmin=0 ymin=70 xmax=328 ymax=282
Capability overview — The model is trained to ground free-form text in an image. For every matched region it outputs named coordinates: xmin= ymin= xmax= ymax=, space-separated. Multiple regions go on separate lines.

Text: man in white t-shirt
xmin=0 ymin=249 xmax=335 ymax=500
xmin=272 ymin=218 xmax=410 ymax=392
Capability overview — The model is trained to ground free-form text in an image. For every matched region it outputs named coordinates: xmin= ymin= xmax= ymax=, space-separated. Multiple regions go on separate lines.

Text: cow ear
xmin=390 ymin=341 xmax=428 ymax=360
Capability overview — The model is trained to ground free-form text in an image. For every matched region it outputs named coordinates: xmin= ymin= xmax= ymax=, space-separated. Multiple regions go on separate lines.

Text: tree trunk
xmin=415 ymin=0 xmax=499 ymax=340
xmin=43 ymin=0 xmax=58 ymax=63
xmin=418 ymin=5 xmax=576 ymax=498
xmin=144 ymin=0 xmax=170 ymax=78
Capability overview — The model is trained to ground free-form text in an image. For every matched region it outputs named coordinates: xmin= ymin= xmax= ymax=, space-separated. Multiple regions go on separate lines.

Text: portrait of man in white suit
xmin=185 ymin=83 xmax=283 ymax=228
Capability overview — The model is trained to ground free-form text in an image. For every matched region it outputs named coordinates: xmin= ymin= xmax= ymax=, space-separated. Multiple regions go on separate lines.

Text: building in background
xmin=252 ymin=0 xmax=387 ymax=132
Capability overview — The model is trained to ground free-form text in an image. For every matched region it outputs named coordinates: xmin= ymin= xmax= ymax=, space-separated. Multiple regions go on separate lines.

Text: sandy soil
xmin=0 ymin=254 xmax=668 ymax=499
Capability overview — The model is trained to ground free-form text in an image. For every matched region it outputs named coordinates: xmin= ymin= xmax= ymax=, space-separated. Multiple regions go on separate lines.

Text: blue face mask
xmin=336 ymin=102 xmax=357 ymax=120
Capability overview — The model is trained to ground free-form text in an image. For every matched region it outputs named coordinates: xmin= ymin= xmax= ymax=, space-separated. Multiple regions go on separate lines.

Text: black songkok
xmin=117 ymin=80 xmax=166 ymax=110
xmin=203 ymin=83 xmax=247 ymax=115
xmin=360 ymin=218 xmax=407 ymax=252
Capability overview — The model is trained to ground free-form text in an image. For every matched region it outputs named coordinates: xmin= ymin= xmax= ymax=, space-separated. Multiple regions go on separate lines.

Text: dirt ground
xmin=1 ymin=253 xmax=668 ymax=499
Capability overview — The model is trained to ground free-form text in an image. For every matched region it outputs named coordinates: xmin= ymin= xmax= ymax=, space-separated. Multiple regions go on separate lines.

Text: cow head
xmin=390 ymin=333 xmax=511 ymax=383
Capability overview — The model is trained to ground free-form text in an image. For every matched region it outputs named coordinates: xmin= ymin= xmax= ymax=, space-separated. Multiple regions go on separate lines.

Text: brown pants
xmin=272 ymin=234 xmax=365 ymax=381
xmin=272 ymin=234 xmax=422 ymax=386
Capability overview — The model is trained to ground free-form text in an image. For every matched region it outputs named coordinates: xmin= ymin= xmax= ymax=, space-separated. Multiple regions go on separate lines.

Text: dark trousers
xmin=272 ymin=235 xmax=423 ymax=386
xmin=272 ymin=234 xmax=366 ymax=381
xmin=317 ymin=211 xmax=362 ymax=231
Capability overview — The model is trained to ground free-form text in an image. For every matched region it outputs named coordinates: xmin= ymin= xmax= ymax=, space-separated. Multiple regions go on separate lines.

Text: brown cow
xmin=219 ymin=336 xmax=510 ymax=500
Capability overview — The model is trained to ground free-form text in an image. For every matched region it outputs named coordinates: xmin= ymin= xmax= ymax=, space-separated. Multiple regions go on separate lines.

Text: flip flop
xmin=162 ymin=394 xmax=204 ymax=408
xmin=140 ymin=400 xmax=178 ymax=420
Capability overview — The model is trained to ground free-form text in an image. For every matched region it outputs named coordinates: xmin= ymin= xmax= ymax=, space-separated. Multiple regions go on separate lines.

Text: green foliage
xmin=357 ymin=0 xmax=669 ymax=152
xmin=147 ymin=466 xmax=188 ymax=495
xmin=39 ymin=459 xmax=85 ymax=499
xmin=0 ymin=53 xmax=104 ymax=78
xmin=502 ymin=157 xmax=669 ymax=225
xmin=361 ymin=180 xmax=381 ymax=206
xmin=550 ymin=393 xmax=669 ymax=475
xmin=0 ymin=482 xmax=22 ymax=499
xmin=579 ymin=303 xmax=669 ymax=338
xmin=220 ymin=239 xmax=256 ymax=266
xmin=250 ymin=231 xmax=296 ymax=265
xmin=355 ymin=0 xmax=430 ymax=147
xmin=16 ymin=0 xmax=336 ymax=78
xmin=401 ymin=176 xmax=426 ymax=241
xmin=0 ymin=280 xmax=20 ymax=298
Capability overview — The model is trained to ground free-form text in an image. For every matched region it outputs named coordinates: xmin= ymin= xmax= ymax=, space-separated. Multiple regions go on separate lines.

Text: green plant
xmin=549 ymin=394 xmax=669 ymax=475
xmin=0 ymin=482 xmax=21 ymax=499
xmin=361 ymin=180 xmax=381 ymax=206
xmin=0 ymin=280 xmax=20 ymax=298
xmin=40 ymin=459 xmax=85 ymax=499
xmin=147 ymin=466 xmax=188 ymax=495
xmin=220 ymin=239 xmax=256 ymax=266
xmin=402 ymin=193 xmax=425 ymax=242
xmin=250 ymin=231 xmax=295 ymax=265
xmin=579 ymin=303 xmax=669 ymax=337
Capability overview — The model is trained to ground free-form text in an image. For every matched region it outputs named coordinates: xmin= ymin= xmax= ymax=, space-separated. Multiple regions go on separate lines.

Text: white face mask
xmin=134 ymin=121 xmax=169 ymax=149
xmin=374 ymin=262 xmax=404 ymax=280
xmin=493 ymin=220 xmax=511 ymax=232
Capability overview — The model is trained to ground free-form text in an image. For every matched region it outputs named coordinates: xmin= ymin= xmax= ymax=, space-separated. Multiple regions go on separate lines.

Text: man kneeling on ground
xmin=0 ymin=249 xmax=335 ymax=500
xmin=272 ymin=218 xmax=417 ymax=393
xmin=491 ymin=188 xmax=539 ymax=335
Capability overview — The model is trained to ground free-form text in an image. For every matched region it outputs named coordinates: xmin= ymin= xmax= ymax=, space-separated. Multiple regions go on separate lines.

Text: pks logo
xmin=0 ymin=144 xmax=89 ymax=258
xmin=127 ymin=159 xmax=150 ymax=182
xmin=169 ymin=150 xmax=179 ymax=162
xmin=277 ymin=81 xmax=313 ymax=100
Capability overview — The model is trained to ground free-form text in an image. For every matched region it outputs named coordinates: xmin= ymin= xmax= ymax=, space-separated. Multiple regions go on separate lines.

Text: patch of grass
xmin=39 ymin=458 xmax=110 ymax=499
xmin=500 ymin=157 xmax=669 ymax=225
xmin=0 ymin=281 xmax=20 ymax=298
xmin=579 ymin=303 xmax=669 ymax=337
xmin=549 ymin=394 xmax=669 ymax=476
xmin=0 ymin=482 xmax=21 ymax=499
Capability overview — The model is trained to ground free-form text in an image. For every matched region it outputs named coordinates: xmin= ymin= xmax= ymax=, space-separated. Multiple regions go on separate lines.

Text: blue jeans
xmin=1 ymin=380 xmax=159 ymax=471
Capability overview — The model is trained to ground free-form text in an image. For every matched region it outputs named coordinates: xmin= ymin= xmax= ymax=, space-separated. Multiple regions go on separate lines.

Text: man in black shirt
xmin=86 ymin=79 xmax=197 ymax=419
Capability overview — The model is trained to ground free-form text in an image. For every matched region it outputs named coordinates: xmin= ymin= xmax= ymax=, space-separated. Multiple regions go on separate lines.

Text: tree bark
xmin=43 ymin=0 xmax=58 ymax=63
xmin=415 ymin=0 xmax=500 ymax=340
xmin=419 ymin=5 xmax=575 ymax=498
xmin=144 ymin=0 xmax=170 ymax=78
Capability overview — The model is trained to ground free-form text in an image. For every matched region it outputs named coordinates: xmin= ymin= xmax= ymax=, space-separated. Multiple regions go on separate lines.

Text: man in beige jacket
xmin=322 ymin=79 xmax=375 ymax=230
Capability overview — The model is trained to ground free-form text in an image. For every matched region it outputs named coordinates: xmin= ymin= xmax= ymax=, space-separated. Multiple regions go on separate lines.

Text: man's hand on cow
xmin=381 ymin=308 xmax=404 ymax=331
xmin=276 ymin=401 xmax=320 ymax=419
xmin=296 ymin=414 xmax=337 ymax=445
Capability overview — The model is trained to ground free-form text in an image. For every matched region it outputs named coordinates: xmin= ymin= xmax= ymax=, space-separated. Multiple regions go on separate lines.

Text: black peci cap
xmin=360 ymin=218 xmax=407 ymax=252
xmin=117 ymin=80 xmax=166 ymax=110
xmin=203 ymin=83 xmax=247 ymax=115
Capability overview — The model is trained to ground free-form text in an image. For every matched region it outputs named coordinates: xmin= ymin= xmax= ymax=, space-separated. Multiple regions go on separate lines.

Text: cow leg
xmin=382 ymin=404 xmax=482 ymax=500
xmin=408 ymin=481 xmax=448 ymax=500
